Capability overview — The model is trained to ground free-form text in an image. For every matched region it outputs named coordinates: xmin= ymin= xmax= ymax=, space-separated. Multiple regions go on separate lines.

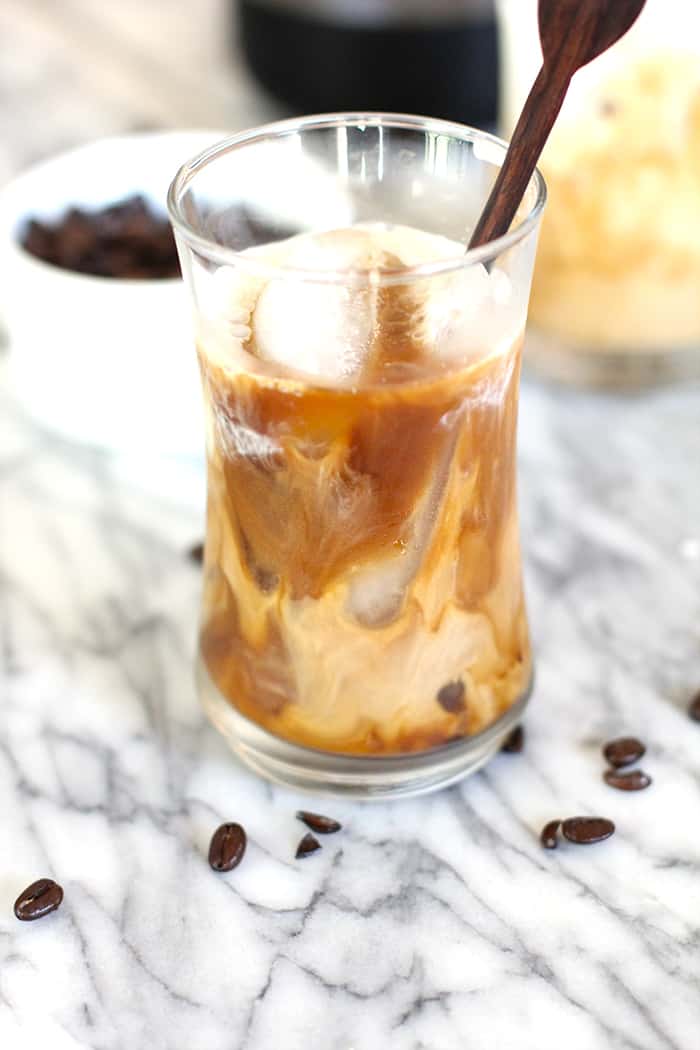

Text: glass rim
xmin=167 ymin=112 xmax=547 ymax=285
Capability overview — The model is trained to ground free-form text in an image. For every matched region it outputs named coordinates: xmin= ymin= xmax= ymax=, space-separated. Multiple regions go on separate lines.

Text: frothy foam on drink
xmin=197 ymin=224 xmax=517 ymax=385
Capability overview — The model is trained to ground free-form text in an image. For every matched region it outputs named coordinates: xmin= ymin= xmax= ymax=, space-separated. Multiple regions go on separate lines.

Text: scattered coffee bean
xmin=436 ymin=681 xmax=466 ymax=714
xmin=188 ymin=541 xmax=204 ymax=565
xmin=14 ymin=878 xmax=63 ymax=921
xmin=19 ymin=196 xmax=180 ymax=279
xmin=502 ymin=725 xmax=524 ymax=753
xmin=296 ymin=811 xmax=342 ymax=834
xmin=602 ymin=736 xmax=645 ymax=768
xmin=208 ymin=822 xmax=247 ymax=872
xmin=561 ymin=817 xmax=615 ymax=845
xmin=688 ymin=691 xmax=700 ymax=722
xmin=603 ymin=768 xmax=652 ymax=791
xmin=540 ymin=819 xmax=561 ymax=850
xmin=296 ymin=832 xmax=321 ymax=859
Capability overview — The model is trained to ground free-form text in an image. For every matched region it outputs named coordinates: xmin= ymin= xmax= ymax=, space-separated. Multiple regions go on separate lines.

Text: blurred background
xmin=0 ymin=0 xmax=507 ymax=476
xmin=2 ymin=0 xmax=698 ymax=415
xmin=0 ymin=0 xmax=500 ymax=183
xmin=1 ymin=0 xmax=278 ymax=183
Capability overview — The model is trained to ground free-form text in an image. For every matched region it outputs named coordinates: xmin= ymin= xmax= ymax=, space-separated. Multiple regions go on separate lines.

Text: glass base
xmin=525 ymin=328 xmax=700 ymax=390
xmin=197 ymin=658 xmax=533 ymax=800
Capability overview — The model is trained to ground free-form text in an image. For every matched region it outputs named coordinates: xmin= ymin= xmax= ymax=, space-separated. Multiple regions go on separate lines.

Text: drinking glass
xmin=168 ymin=113 xmax=545 ymax=797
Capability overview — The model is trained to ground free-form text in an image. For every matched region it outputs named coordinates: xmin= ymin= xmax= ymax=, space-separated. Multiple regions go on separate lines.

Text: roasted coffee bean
xmin=188 ymin=541 xmax=205 ymax=565
xmin=602 ymin=736 xmax=645 ymax=768
xmin=561 ymin=817 xmax=615 ymax=845
xmin=22 ymin=219 xmax=56 ymax=262
xmin=436 ymin=681 xmax=466 ymax=713
xmin=603 ymin=768 xmax=652 ymax=791
xmin=208 ymin=822 xmax=247 ymax=872
xmin=501 ymin=725 xmax=524 ymax=753
xmin=14 ymin=878 xmax=63 ymax=921
xmin=295 ymin=833 xmax=321 ymax=859
xmin=296 ymin=811 xmax=342 ymax=834
xmin=57 ymin=208 xmax=94 ymax=268
xmin=540 ymin=820 xmax=561 ymax=850
xmin=688 ymin=691 xmax=700 ymax=722
xmin=19 ymin=196 xmax=180 ymax=279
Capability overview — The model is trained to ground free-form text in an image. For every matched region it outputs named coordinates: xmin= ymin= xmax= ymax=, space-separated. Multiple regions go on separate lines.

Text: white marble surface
xmin=2 ymin=353 xmax=700 ymax=1050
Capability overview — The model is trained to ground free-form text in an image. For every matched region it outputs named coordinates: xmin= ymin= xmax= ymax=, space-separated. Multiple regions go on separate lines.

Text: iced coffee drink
xmin=196 ymin=224 xmax=530 ymax=754
xmin=169 ymin=115 xmax=544 ymax=794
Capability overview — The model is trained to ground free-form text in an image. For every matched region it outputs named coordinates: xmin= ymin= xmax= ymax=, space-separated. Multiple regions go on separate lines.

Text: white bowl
xmin=0 ymin=130 xmax=226 ymax=458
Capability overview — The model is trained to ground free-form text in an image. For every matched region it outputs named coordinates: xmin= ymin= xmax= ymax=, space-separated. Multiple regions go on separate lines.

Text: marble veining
xmin=1 ymin=361 xmax=700 ymax=1050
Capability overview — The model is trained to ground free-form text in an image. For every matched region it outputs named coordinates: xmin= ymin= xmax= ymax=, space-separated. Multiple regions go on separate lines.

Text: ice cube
xmin=420 ymin=263 xmax=492 ymax=362
xmin=253 ymin=280 xmax=374 ymax=382
xmin=284 ymin=227 xmax=389 ymax=273
xmin=199 ymin=264 xmax=263 ymax=337
xmin=345 ymin=549 xmax=417 ymax=627
xmin=252 ymin=229 xmax=385 ymax=383
xmin=489 ymin=267 xmax=513 ymax=307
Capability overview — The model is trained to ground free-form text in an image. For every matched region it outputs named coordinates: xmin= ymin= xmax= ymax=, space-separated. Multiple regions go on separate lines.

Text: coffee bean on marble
xmin=14 ymin=878 xmax=64 ymax=921
xmin=296 ymin=833 xmax=321 ymax=859
xmin=561 ymin=817 xmax=615 ymax=845
xmin=436 ymin=681 xmax=465 ymax=713
xmin=501 ymin=725 xmax=524 ymax=753
xmin=208 ymin=823 xmax=247 ymax=872
xmin=688 ymin=691 xmax=700 ymax=722
xmin=603 ymin=769 xmax=652 ymax=791
xmin=296 ymin=811 xmax=342 ymax=834
xmin=602 ymin=737 xmax=645 ymax=768
xmin=540 ymin=820 xmax=561 ymax=850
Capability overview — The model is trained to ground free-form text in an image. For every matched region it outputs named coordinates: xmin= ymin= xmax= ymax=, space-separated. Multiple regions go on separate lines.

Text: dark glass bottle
xmin=237 ymin=0 xmax=498 ymax=129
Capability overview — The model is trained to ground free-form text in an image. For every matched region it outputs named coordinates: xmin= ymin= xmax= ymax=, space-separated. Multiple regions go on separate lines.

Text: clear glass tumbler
xmin=168 ymin=113 xmax=545 ymax=798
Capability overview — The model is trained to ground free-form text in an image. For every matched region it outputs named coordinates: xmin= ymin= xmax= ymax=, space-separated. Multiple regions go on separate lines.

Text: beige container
xmin=497 ymin=0 xmax=700 ymax=387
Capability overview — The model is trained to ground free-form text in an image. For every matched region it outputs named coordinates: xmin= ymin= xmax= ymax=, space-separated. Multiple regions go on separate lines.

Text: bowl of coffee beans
xmin=0 ymin=131 xmax=225 ymax=457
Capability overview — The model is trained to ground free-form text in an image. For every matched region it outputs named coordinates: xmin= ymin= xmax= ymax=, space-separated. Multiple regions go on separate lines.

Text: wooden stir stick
xmin=469 ymin=0 xmax=647 ymax=250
